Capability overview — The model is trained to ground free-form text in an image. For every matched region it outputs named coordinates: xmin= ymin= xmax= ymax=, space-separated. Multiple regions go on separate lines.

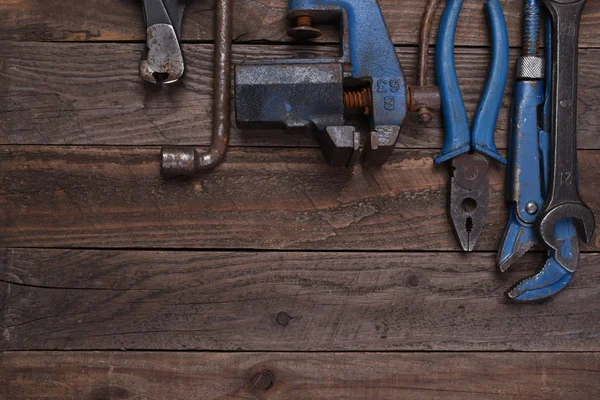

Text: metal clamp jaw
xmin=236 ymin=0 xmax=431 ymax=167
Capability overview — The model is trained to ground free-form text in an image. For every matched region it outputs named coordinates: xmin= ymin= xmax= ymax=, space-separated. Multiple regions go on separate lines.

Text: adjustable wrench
xmin=537 ymin=0 xmax=595 ymax=251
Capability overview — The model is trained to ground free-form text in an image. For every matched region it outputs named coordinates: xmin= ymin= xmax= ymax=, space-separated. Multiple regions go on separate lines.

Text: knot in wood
xmin=276 ymin=311 xmax=292 ymax=326
xmin=250 ymin=370 xmax=274 ymax=391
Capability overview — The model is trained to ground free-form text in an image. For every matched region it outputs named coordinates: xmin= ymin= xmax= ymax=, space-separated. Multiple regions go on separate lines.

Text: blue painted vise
xmin=236 ymin=0 xmax=417 ymax=166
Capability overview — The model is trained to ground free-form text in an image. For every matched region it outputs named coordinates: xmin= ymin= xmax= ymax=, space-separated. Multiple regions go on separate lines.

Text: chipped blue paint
xmin=499 ymin=10 xmax=578 ymax=301
xmin=289 ymin=0 xmax=406 ymax=127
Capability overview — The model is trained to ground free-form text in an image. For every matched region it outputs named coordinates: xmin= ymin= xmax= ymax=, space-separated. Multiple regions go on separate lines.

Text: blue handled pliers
xmin=498 ymin=10 xmax=579 ymax=301
xmin=435 ymin=0 xmax=509 ymax=251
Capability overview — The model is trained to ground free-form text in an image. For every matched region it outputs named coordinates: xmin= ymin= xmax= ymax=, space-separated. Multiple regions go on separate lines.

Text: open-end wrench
xmin=537 ymin=0 xmax=595 ymax=251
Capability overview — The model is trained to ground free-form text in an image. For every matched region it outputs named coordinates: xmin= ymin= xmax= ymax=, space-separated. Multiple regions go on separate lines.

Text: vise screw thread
xmin=344 ymin=88 xmax=373 ymax=114
xmin=296 ymin=15 xmax=313 ymax=27
xmin=523 ymin=0 xmax=541 ymax=56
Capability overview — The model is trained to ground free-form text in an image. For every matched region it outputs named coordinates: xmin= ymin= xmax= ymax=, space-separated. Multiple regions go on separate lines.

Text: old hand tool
xmin=498 ymin=3 xmax=579 ymax=301
xmin=436 ymin=0 xmax=509 ymax=251
xmin=412 ymin=0 xmax=441 ymax=124
xmin=536 ymin=0 xmax=595 ymax=252
xmin=235 ymin=0 xmax=439 ymax=167
xmin=160 ymin=0 xmax=233 ymax=177
xmin=140 ymin=0 xmax=186 ymax=84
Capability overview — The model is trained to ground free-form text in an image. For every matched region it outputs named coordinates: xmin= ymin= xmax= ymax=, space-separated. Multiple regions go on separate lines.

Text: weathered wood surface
xmin=2 ymin=42 xmax=600 ymax=149
xmin=1 ymin=146 xmax=599 ymax=251
xmin=1 ymin=248 xmax=599 ymax=351
xmin=2 ymin=351 xmax=599 ymax=400
xmin=2 ymin=0 xmax=600 ymax=395
xmin=2 ymin=0 xmax=600 ymax=48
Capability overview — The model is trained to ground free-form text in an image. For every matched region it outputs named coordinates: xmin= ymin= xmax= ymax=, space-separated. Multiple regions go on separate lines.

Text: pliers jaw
xmin=140 ymin=23 xmax=185 ymax=84
xmin=140 ymin=0 xmax=186 ymax=84
xmin=450 ymin=153 xmax=489 ymax=252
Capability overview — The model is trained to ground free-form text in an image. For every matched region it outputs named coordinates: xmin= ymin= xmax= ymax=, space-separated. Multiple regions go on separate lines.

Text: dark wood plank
xmin=2 ymin=351 xmax=599 ymax=399
xmin=1 ymin=248 xmax=599 ymax=351
xmin=2 ymin=42 xmax=600 ymax=149
xmin=2 ymin=0 xmax=600 ymax=48
xmin=2 ymin=146 xmax=600 ymax=251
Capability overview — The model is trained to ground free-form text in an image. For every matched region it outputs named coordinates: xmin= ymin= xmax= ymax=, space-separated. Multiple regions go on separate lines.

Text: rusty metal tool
xmin=235 ymin=0 xmax=439 ymax=167
xmin=498 ymin=4 xmax=579 ymax=301
xmin=435 ymin=0 xmax=509 ymax=251
xmin=160 ymin=0 xmax=233 ymax=177
xmin=140 ymin=0 xmax=186 ymax=84
xmin=536 ymin=0 xmax=595 ymax=252
xmin=410 ymin=0 xmax=441 ymax=124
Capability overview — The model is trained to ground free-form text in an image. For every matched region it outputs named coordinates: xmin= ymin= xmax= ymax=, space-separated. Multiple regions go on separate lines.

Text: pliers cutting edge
xmin=498 ymin=11 xmax=579 ymax=301
xmin=140 ymin=0 xmax=186 ymax=84
xmin=435 ymin=0 xmax=509 ymax=251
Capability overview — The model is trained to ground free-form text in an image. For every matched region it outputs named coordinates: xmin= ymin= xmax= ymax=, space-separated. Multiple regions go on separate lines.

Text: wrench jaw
xmin=506 ymin=218 xmax=579 ymax=301
xmin=140 ymin=23 xmax=185 ymax=84
xmin=496 ymin=210 xmax=536 ymax=273
xmin=553 ymin=218 xmax=580 ymax=273
xmin=508 ymin=257 xmax=573 ymax=301
xmin=538 ymin=202 xmax=595 ymax=252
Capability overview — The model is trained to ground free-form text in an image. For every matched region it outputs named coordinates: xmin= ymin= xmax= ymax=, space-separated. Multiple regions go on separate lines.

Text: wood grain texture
xmin=1 ymin=248 xmax=599 ymax=351
xmin=2 ymin=42 xmax=600 ymax=149
xmin=2 ymin=351 xmax=600 ymax=399
xmin=2 ymin=146 xmax=600 ymax=251
xmin=2 ymin=0 xmax=600 ymax=48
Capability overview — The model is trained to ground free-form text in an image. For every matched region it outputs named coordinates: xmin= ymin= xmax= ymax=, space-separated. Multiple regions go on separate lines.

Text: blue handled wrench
xmin=498 ymin=4 xmax=579 ymax=301
xmin=436 ymin=0 xmax=509 ymax=251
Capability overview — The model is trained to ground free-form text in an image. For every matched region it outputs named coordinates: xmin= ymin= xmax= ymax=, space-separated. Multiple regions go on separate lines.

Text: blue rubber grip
xmin=471 ymin=0 xmax=508 ymax=164
xmin=434 ymin=0 xmax=470 ymax=164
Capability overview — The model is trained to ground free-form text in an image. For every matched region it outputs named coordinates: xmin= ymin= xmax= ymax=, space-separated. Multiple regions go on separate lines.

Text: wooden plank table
xmin=1 ymin=0 xmax=599 ymax=398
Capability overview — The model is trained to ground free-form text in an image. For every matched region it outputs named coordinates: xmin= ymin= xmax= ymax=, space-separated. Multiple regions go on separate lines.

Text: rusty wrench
xmin=160 ymin=0 xmax=233 ymax=177
xmin=537 ymin=0 xmax=595 ymax=251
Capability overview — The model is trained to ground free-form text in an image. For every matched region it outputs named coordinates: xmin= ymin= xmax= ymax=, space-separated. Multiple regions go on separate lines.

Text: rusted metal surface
xmin=407 ymin=85 xmax=439 ymax=114
xmin=418 ymin=0 xmax=440 ymax=88
xmin=344 ymin=87 xmax=372 ymax=114
xmin=161 ymin=0 xmax=233 ymax=177
xmin=288 ymin=15 xmax=322 ymax=40
xmin=140 ymin=0 xmax=186 ymax=84
xmin=407 ymin=0 xmax=441 ymax=124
